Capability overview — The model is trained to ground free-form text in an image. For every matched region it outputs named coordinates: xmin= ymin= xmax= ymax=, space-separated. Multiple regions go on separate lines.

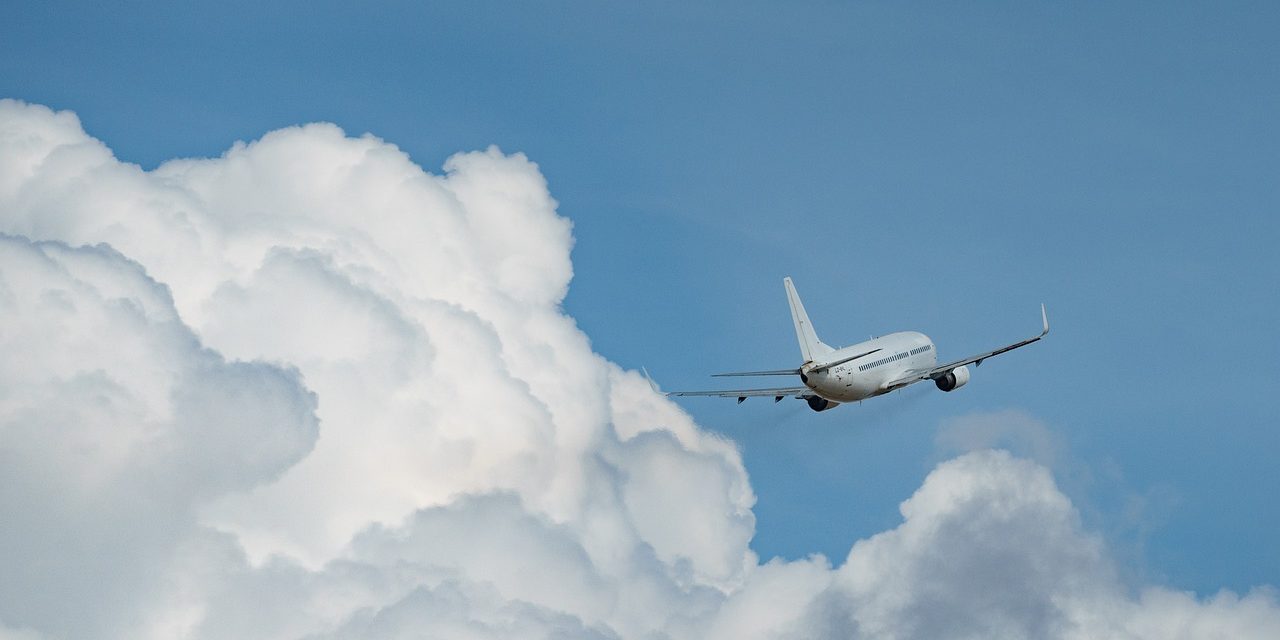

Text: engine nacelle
xmin=806 ymin=395 xmax=841 ymax=412
xmin=934 ymin=365 xmax=971 ymax=392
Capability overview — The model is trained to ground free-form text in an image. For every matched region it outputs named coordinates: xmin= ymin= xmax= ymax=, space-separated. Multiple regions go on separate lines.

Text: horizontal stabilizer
xmin=712 ymin=368 xmax=801 ymax=377
xmin=808 ymin=348 xmax=881 ymax=373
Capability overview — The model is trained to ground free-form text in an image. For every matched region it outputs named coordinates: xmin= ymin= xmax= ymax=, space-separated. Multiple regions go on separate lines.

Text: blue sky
xmin=4 ymin=0 xmax=1277 ymax=597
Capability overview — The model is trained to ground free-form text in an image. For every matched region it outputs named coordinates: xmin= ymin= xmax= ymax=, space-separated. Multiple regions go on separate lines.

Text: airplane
xmin=654 ymin=277 xmax=1048 ymax=412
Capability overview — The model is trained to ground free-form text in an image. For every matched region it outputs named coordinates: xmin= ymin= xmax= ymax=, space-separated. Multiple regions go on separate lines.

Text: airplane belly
xmin=807 ymin=371 xmax=878 ymax=403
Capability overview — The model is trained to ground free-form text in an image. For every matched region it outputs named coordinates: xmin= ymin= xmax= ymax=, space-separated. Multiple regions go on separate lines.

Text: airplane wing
xmin=883 ymin=304 xmax=1050 ymax=389
xmin=642 ymin=367 xmax=809 ymax=403
xmin=667 ymin=387 xmax=811 ymax=403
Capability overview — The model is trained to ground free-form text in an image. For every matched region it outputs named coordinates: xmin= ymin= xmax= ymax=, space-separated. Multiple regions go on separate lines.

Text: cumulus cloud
xmin=1 ymin=99 xmax=1276 ymax=639
xmin=0 ymin=235 xmax=318 ymax=638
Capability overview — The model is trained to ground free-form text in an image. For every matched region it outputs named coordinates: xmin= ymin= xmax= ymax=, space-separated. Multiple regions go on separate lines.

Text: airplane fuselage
xmin=800 ymin=331 xmax=937 ymax=403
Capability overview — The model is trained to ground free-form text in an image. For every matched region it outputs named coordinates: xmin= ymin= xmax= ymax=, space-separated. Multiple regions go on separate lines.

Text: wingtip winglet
xmin=1040 ymin=303 xmax=1049 ymax=336
xmin=641 ymin=367 xmax=662 ymax=394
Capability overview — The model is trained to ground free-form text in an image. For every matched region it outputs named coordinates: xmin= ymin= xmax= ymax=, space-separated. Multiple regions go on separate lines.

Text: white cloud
xmin=0 ymin=235 xmax=317 ymax=638
xmin=833 ymin=450 xmax=1117 ymax=638
xmin=1 ymin=99 xmax=1277 ymax=639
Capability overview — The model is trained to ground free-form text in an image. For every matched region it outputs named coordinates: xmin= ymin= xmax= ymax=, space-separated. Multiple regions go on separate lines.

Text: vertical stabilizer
xmin=784 ymin=277 xmax=834 ymax=362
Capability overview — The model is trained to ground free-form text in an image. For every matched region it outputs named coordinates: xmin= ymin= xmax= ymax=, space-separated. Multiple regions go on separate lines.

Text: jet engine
xmin=934 ymin=365 xmax=971 ymax=392
xmin=806 ymin=395 xmax=841 ymax=412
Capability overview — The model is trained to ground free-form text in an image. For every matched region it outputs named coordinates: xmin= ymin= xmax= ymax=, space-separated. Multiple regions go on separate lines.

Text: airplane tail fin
xmin=784 ymin=277 xmax=834 ymax=363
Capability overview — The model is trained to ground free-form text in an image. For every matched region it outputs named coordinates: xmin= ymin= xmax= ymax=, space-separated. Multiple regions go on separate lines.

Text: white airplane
xmin=658 ymin=277 xmax=1048 ymax=412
